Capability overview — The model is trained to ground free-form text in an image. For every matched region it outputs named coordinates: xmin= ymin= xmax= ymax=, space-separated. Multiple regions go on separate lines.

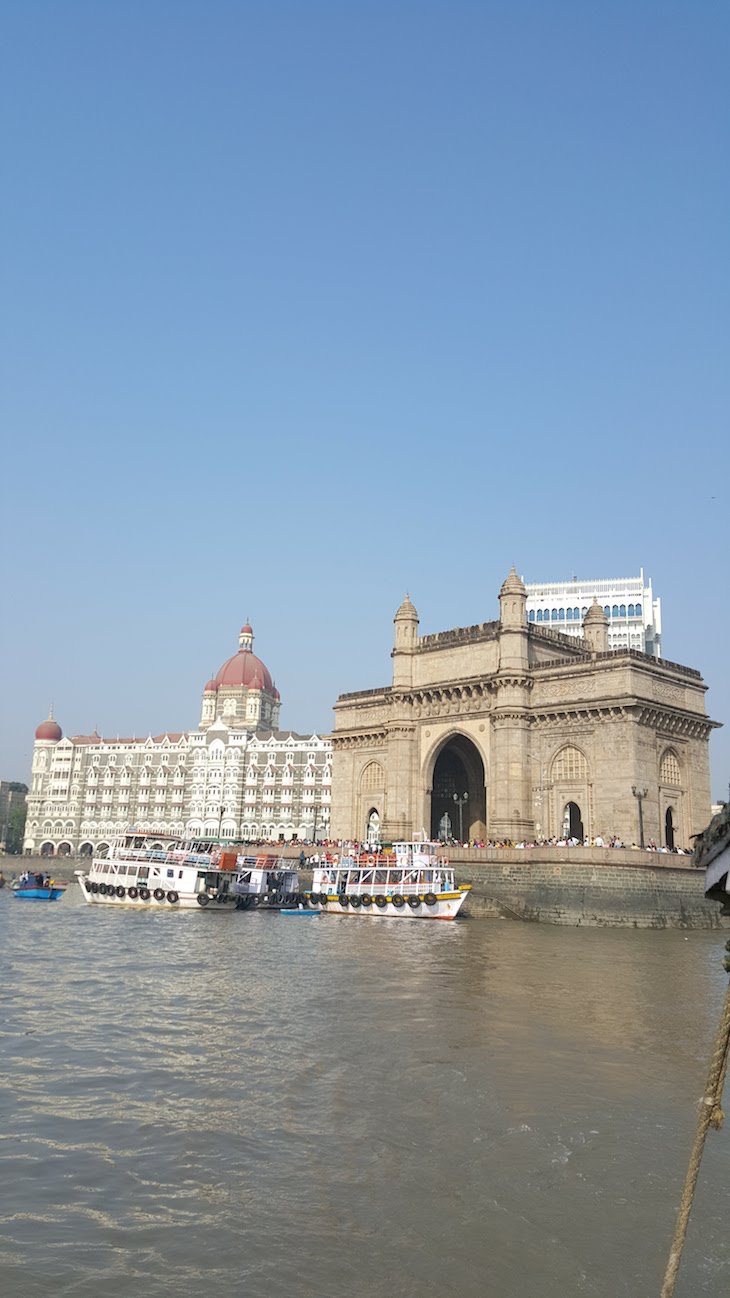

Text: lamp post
xmin=217 ymin=804 xmax=224 ymax=842
xmin=632 ymin=786 xmax=648 ymax=849
xmin=312 ymin=805 xmax=320 ymax=844
xmin=453 ymin=791 xmax=469 ymax=843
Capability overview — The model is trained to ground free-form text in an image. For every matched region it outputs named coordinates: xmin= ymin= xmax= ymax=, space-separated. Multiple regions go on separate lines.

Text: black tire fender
xmin=127 ymin=886 xmax=139 ymax=899
xmin=153 ymin=888 xmax=166 ymax=902
xmin=115 ymin=885 xmax=126 ymax=898
xmin=374 ymin=895 xmax=387 ymax=908
xmin=424 ymin=892 xmax=438 ymax=907
xmin=392 ymin=894 xmax=405 ymax=908
xmin=167 ymin=891 xmax=179 ymax=903
xmin=197 ymin=892 xmax=210 ymax=907
xmin=139 ymin=887 xmax=151 ymax=901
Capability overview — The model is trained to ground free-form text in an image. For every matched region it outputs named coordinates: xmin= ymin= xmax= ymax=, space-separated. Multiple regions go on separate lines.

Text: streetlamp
xmin=312 ymin=805 xmax=320 ymax=844
xmin=217 ymin=804 xmax=224 ymax=841
xmin=632 ymin=786 xmax=648 ymax=849
xmin=453 ymin=791 xmax=469 ymax=843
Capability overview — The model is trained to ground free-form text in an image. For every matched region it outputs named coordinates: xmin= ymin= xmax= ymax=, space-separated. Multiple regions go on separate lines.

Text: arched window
xmin=627 ymin=604 xmax=634 ymax=617
xmin=619 ymin=604 xmax=626 ymax=617
xmin=558 ymin=608 xmax=565 ymax=620
xmin=660 ymin=750 xmax=681 ymax=786
xmin=360 ymin=762 xmax=385 ymax=791
xmin=536 ymin=609 xmax=543 ymax=622
xmin=566 ymin=608 xmax=573 ymax=621
xmin=529 ymin=610 xmax=535 ymax=621
xmin=574 ymin=607 xmax=580 ymax=619
xmin=552 ymin=746 xmax=588 ymax=782
xmin=604 ymin=606 xmax=610 ymax=618
xmin=551 ymin=608 xmax=558 ymax=621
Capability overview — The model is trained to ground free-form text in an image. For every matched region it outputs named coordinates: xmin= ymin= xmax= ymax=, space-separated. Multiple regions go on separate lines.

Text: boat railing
xmin=322 ymin=850 xmax=449 ymax=870
xmin=313 ymin=866 xmax=455 ymax=894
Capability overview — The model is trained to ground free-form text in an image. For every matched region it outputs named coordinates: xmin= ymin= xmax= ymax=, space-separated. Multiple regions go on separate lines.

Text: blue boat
xmin=279 ymin=907 xmax=320 ymax=917
xmin=12 ymin=873 xmax=66 ymax=902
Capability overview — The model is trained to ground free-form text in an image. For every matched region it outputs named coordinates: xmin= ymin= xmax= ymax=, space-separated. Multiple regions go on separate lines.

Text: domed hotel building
xmin=24 ymin=624 xmax=331 ymax=857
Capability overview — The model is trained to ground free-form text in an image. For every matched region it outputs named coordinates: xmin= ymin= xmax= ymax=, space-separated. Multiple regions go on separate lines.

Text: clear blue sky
xmin=2 ymin=2 xmax=728 ymax=800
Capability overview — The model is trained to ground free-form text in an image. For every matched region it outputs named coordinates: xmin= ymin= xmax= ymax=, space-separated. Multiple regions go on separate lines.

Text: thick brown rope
xmin=659 ymin=977 xmax=730 ymax=1297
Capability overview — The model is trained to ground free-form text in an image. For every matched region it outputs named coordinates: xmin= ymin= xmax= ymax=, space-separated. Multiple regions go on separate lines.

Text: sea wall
xmin=443 ymin=847 xmax=724 ymax=929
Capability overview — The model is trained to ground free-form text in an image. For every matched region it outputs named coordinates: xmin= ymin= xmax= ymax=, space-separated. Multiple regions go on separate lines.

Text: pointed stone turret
xmin=499 ymin=566 xmax=527 ymax=626
xmin=392 ymin=594 xmax=419 ymax=688
xmin=583 ymin=600 xmax=609 ymax=654
xmin=498 ymin=567 xmax=528 ymax=671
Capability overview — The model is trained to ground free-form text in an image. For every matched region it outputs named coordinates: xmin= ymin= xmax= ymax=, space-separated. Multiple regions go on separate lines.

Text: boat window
xmin=138 ymin=867 xmax=149 ymax=879
xmin=178 ymin=870 xmax=183 ymax=879
xmin=166 ymin=869 xmax=174 ymax=878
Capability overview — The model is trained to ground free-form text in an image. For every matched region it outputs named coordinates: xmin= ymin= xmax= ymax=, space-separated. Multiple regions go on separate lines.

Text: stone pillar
xmin=489 ymin=569 xmax=534 ymax=841
xmin=381 ymin=723 xmax=418 ymax=841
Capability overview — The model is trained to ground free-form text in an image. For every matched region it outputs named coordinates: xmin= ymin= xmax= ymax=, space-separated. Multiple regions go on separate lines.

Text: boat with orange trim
xmin=308 ymin=836 xmax=470 ymax=920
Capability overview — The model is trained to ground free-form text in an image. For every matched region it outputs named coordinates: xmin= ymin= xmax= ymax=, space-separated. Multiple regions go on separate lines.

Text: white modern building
xmin=524 ymin=570 xmax=662 ymax=656
xmin=24 ymin=623 xmax=332 ymax=857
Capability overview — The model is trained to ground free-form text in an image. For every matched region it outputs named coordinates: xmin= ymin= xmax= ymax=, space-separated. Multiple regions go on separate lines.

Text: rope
xmin=659 ymin=965 xmax=730 ymax=1297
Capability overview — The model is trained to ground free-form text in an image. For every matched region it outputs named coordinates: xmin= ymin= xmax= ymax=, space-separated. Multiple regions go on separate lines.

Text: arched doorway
xmin=366 ymin=809 xmax=380 ymax=846
xmin=665 ymin=807 xmax=675 ymax=850
xmin=429 ymin=736 xmax=486 ymax=842
xmin=563 ymin=802 xmax=584 ymax=842
xmin=40 ymin=842 xmax=55 ymax=857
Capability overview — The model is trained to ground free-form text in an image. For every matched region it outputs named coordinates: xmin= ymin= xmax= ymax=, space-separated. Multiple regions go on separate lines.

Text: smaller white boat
xmin=309 ymin=837 xmax=471 ymax=921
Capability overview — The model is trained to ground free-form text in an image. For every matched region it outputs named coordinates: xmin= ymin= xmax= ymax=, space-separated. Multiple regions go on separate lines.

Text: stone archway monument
xmin=329 ymin=572 xmax=715 ymax=849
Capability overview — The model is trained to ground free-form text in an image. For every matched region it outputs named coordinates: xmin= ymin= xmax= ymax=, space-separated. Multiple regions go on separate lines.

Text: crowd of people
xmin=436 ymin=835 xmax=692 ymax=854
xmin=16 ymin=870 xmax=55 ymax=887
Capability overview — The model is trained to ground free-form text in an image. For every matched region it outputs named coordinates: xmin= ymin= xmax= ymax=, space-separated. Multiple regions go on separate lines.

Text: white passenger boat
xmin=309 ymin=838 xmax=471 ymax=920
xmin=75 ymin=833 xmax=300 ymax=911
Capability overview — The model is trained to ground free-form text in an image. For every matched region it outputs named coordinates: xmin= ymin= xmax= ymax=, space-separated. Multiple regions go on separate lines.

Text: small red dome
xmin=204 ymin=679 xmax=219 ymax=693
xmin=36 ymin=718 xmax=62 ymax=742
xmin=240 ymin=622 xmax=253 ymax=636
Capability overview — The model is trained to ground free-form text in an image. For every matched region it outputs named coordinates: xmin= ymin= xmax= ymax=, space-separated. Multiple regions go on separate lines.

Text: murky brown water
xmin=0 ymin=888 xmax=728 ymax=1297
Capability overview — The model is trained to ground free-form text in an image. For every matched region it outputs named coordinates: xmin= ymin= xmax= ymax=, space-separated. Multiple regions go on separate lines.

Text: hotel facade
xmin=24 ymin=624 xmax=331 ymax=857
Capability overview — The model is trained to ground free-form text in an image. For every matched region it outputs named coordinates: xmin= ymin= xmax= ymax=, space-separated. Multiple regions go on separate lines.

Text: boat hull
xmin=310 ymin=889 xmax=470 ymax=921
xmin=75 ymin=876 xmax=236 ymax=911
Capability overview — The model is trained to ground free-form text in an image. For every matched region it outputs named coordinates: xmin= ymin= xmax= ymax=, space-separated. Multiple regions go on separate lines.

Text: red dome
xmin=36 ymin=718 xmax=62 ymax=742
xmin=204 ymin=679 xmax=219 ymax=693
xmin=240 ymin=622 xmax=253 ymax=636
xmin=214 ymin=651 xmax=274 ymax=693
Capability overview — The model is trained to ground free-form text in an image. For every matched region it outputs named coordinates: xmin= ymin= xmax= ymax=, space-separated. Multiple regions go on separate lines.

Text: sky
xmin=1 ymin=2 xmax=728 ymax=799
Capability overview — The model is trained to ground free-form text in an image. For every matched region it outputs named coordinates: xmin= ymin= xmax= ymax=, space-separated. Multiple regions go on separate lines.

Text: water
xmin=0 ymin=889 xmax=728 ymax=1298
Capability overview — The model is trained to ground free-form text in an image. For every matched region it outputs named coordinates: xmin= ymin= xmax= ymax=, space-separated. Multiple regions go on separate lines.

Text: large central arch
xmin=429 ymin=735 xmax=487 ymax=842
